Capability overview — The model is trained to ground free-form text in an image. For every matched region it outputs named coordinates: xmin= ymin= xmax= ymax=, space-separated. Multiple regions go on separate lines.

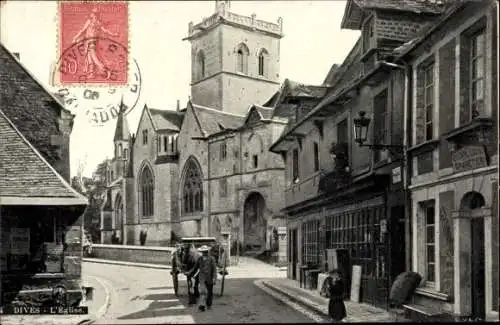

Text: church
xmin=99 ymin=1 xmax=321 ymax=255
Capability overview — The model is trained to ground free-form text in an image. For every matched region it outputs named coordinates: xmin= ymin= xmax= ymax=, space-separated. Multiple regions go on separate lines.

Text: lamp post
xmin=353 ymin=111 xmax=405 ymax=152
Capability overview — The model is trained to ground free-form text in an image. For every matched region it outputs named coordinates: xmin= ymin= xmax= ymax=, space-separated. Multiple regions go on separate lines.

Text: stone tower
xmin=184 ymin=1 xmax=284 ymax=115
xmin=112 ymin=101 xmax=131 ymax=179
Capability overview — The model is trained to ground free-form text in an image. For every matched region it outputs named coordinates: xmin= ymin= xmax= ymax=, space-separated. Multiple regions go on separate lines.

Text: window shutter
xmin=459 ymin=35 xmax=471 ymax=125
xmin=438 ymin=191 xmax=455 ymax=298
xmin=415 ymin=66 xmax=426 ymax=144
xmin=438 ymin=39 xmax=456 ymax=169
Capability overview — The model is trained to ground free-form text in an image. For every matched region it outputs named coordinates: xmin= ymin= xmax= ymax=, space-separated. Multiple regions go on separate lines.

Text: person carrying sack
xmin=196 ymin=245 xmax=217 ymax=311
xmin=325 ymin=269 xmax=347 ymax=322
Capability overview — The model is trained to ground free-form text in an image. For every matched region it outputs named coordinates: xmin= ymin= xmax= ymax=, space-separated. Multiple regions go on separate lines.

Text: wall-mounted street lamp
xmin=353 ymin=111 xmax=405 ymax=153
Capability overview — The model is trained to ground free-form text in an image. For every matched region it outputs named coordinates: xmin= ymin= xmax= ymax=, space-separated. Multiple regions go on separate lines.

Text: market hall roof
xmin=0 ymin=109 xmax=88 ymax=206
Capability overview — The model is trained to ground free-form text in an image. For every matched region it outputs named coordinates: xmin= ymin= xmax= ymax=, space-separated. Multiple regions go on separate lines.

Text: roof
xmin=149 ymin=108 xmax=184 ymax=131
xmin=323 ymin=64 xmax=341 ymax=86
xmin=113 ymin=103 xmax=131 ymax=141
xmin=191 ymin=103 xmax=245 ymax=136
xmin=271 ymin=79 xmax=329 ymax=119
xmin=341 ymin=0 xmax=448 ymax=30
xmin=0 ymin=109 xmax=88 ymax=206
xmin=0 ymin=43 xmax=73 ymax=166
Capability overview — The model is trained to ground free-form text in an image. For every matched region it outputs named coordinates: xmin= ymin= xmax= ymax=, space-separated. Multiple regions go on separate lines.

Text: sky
xmin=1 ymin=0 xmax=359 ymax=177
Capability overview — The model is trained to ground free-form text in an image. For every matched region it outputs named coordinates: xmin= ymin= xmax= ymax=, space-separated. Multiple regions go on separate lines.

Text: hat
xmin=198 ymin=245 xmax=210 ymax=252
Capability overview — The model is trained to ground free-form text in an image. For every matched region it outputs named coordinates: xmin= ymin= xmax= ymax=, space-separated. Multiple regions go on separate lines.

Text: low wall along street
xmin=90 ymin=244 xmax=176 ymax=266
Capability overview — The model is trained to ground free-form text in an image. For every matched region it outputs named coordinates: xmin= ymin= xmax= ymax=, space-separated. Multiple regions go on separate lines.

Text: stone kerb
xmin=91 ymin=244 xmax=176 ymax=266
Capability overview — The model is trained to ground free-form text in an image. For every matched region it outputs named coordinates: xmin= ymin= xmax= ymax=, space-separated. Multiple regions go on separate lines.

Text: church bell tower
xmin=184 ymin=1 xmax=284 ymax=115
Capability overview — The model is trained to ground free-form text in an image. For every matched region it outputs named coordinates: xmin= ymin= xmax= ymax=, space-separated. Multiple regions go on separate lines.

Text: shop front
xmin=286 ymin=171 xmax=406 ymax=310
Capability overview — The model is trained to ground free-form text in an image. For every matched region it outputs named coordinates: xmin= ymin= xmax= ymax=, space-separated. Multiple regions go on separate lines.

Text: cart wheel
xmin=172 ymin=274 xmax=179 ymax=297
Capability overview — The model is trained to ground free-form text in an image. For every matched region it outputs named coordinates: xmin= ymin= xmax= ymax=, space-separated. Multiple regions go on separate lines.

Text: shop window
xmin=301 ymin=220 xmax=320 ymax=265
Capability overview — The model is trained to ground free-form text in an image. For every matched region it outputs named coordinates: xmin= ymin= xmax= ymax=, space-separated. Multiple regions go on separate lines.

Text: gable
xmin=245 ymin=107 xmax=262 ymax=126
xmin=179 ymin=102 xmax=203 ymax=139
xmin=0 ymin=110 xmax=87 ymax=205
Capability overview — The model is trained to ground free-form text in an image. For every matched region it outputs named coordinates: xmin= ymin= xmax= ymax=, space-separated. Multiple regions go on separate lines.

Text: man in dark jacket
xmin=194 ymin=245 xmax=217 ymax=311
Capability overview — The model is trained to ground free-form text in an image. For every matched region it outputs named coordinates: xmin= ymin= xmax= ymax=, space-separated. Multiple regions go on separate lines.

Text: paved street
xmin=83 ymin=258 xmax=316 ymax=324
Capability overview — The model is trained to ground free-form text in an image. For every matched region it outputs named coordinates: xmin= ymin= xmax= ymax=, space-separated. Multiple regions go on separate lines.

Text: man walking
xmin=195 ymin=245 xmax=217 ymax=311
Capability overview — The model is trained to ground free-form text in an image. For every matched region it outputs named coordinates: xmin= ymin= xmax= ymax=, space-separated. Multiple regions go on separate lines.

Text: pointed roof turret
xmin=113 ymin=98 xmax=130 ymax=142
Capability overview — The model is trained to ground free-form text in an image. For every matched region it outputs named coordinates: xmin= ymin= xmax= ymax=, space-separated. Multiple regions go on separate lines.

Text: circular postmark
xmin=51 ymin=37 xmax=142 ymax=126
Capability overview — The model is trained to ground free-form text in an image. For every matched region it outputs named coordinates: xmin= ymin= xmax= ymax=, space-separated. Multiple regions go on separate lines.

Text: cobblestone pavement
xmin=84 ymin=259 xmax=316 ymax=324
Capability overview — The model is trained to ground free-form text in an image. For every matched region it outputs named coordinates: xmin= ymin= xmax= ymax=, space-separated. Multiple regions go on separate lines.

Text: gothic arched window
xmin=258 ymin=48 xmax=269 ymax=76
xmin=197 ymin=50 xmax=206 ymax=80
xmin=182 ymin=159 xmax=203 ymax=214
xmin=236 ymin=43 xmax=249 ymax=74
xmin=140 ymin=166 xmax=154 ymax=217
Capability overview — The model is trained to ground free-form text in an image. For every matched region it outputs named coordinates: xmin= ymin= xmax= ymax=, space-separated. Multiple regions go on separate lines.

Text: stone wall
xmin=90 ymin=244 xmax=175 ymax=266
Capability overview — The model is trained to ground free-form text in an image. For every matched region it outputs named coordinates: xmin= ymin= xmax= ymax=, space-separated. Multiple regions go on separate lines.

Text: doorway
xmin=243 ymin=192 xmax=267 ymax=250
xmin=390 ymin=205 xmax=406 ymax=282
xmin=470 ymin=217 xmax=485 ymax=320
xmin=290 ymin=228 xmax=298 ymax=280
xmin=460 ymin=191 xmax=486 ymax=320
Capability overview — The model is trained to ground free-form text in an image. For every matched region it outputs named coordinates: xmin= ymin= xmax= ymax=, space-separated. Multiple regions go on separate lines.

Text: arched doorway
xmin=460 ymin=191 xmax=486 ymax=320
xmin=243 ymin=192 xmax=267 ymax=251
xmin=114 ymin=194 xmax=124 ymax=244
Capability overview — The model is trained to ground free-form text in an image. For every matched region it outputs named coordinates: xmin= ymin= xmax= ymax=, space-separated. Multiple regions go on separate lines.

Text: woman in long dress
xmin=326 ymin=269 xmax=347 ymax=322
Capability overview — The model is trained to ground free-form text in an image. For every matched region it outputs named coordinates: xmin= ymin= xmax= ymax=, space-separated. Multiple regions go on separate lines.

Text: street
xmin=84 ymin=258 xmax=316 ymax=324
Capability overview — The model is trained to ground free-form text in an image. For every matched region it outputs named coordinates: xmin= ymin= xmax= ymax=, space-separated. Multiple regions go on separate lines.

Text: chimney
xmin=12 ymin=52 xmax=19 ymax=60
xmin=176 ymin=100 xmax=180 ymax=112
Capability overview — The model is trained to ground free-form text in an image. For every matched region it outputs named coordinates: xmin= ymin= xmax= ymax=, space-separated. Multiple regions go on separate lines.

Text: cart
xmin=171 ymin=237 xmax=229 ymax=297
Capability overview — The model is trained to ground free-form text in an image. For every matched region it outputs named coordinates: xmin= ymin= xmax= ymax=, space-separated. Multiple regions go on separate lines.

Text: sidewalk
xmin=0 ymin=276 xmax=111 ymax=325
xmin=259 ymin=277 xmax=397 ymax=323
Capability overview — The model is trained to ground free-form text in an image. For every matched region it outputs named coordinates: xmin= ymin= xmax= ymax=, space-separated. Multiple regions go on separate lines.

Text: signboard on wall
xmin=391 ymin=167 xmax=402 ymax=184
xmin=451 ymin=145 xmax=488 ymax=173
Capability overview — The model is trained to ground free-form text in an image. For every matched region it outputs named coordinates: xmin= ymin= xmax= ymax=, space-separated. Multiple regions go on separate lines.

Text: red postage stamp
xmin=58 ymin=1 xmax=129 ymax=85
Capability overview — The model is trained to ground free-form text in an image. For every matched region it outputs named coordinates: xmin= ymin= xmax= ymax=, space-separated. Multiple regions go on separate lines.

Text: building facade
xmin=0 ymin=44 xmax=88 ymax=307
xmin=100 ymin=1 xmax=289 ymax=257
xmin=400 ymin=0 xmax=498 ymax=320
xmin=270 ymin=0 xmax=475 ymax=311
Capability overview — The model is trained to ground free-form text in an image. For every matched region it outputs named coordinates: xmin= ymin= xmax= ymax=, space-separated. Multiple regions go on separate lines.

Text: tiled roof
xmin=113 ymin=104 xmax=131 ymax=141
xmin=354 ymin=0 xmax=449 ymax=14
xmin=191 ymin=103 xmax=245 ymax=136
xmin=271 ymin=79 xmax=328 ymax=119
xmin=149 ymin=108 xmax=184 ymax=131
xmin=0 ymin=110 xmax=87 ymax=205
xmin=323 ymin=64 xmax=341 ymax=86
xmin=0 ymin=43 xmax=70 ymax=167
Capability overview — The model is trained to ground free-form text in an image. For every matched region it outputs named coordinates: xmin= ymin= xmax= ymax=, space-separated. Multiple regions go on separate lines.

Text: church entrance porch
xmin=243 ymin=192 xmax=267 ymax=251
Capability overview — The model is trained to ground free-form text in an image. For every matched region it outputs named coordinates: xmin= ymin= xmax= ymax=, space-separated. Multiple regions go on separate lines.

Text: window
xmin=142 ymin=130 xmax=148 ymax=145
xmin=423 ymin=200 xmax=436 ymax=283
xmin=219 ymin=178 xmax=227 ymax=198
xmin=292 ymin=148 xmax=299 ymax=184
xmin=373 ymin=90 xmax=388 ymax=162
xmin=197 ymin=50 xmax=206 ymax=80
xmin=362 ymin=16 xmax=374 ymax=53
xmin=313 ymin=142 xmax=320 ymax=172
xmin=252 ymin=155 xmax=258 ymax=169
xmin=118 ymin=143 xmax=123 ymax=157
xmin=258 ymin=48 xmax=269 ymax=76
xmin=140 ymin=166 xmax=154 ymax=217
xmin=236 ymin=43 xmax=249 ymax=74
xmin=220 ymin=142 xmax=227 ymax=161
xmin=337 ymin=119 xmax=348 ymax=145
xmin=470 ymin=30 xmax=485 ymax=118
xmin=423 ymin=64 xmax=434 ymax=141
xmin=162 ymin=136 xmax=167 ymax=152
xmin=182 ymin=159 xmax=203 ymax=214
xmin=301 ymin=220 xmax=320 ymax=265
xmin=123 ymin=148 xmax=128 ymax=159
